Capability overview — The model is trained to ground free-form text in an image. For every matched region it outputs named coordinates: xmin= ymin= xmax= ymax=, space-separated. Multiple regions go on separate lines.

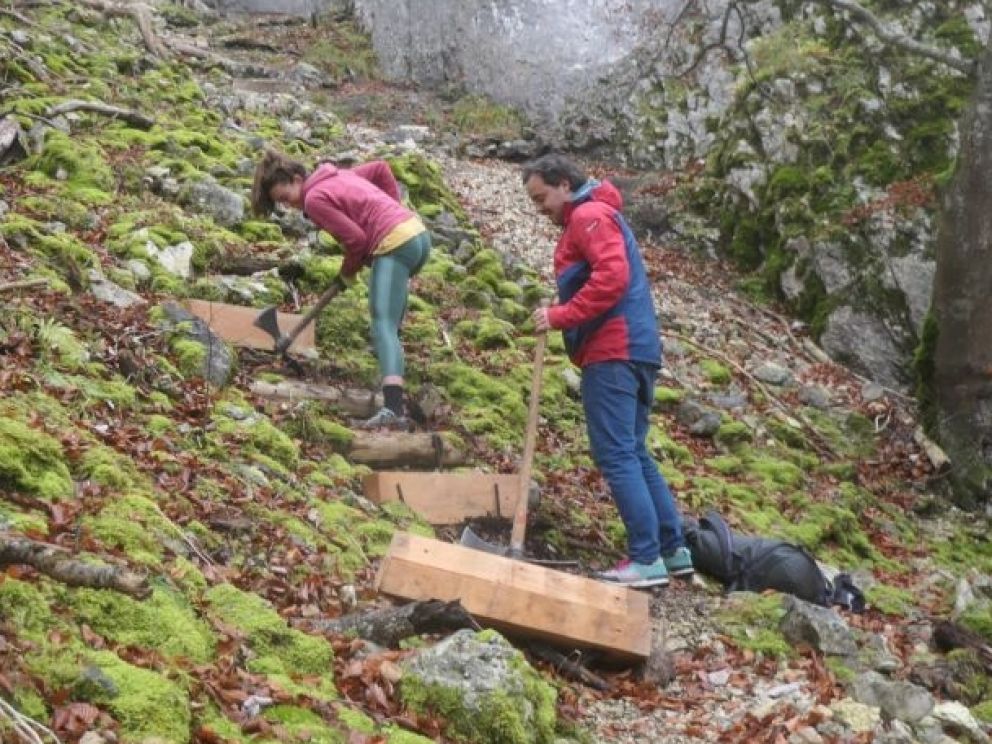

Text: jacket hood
xmin=302 ymin=163 xmax=340 ymax=195
xmin=563 ymin=179 xmax=623 ymax=223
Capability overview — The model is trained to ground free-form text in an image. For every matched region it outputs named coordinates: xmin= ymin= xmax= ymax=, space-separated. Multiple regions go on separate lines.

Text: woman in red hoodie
xmin=252 ymin=150 xmax=431 ymax=429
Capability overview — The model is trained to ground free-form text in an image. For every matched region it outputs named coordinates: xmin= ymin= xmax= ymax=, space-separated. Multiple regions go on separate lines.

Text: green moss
xmin=647 ymin=427 xmax=693 ymax=464
xmin=825 ymin=656 xmax=856 ymax=684
xmin=960 ymin=605 xmax=992 ymax=644
xmin=474 ymin=316 xmax=516 ymax=349
xmin=86 ymin=650 xmax=190 ymax=744
xmin=204 ymin=583 xmax=334 ymax=676
xmin=30 ymin=130 xmax=114 ymax=203
xmin=171 ymin=338 xmax=208 ymax=379
xmin=0 ymin=578 xmax=53 ymax=636
xmin=12 ymin=687 xmax=47 ymax=722
xmin=745 ymin=455 xmax=804 ymax=489
xmin=383 ymin=725 xmax=436 ymax=744
xmin=654 ymin=386 xmax=684 ymax=408
xmin=715 ymin=420 xmax=753 ymax=449
xmin=972 ymin=699 xmax=992 ymax=724
xmin=336 ymin=707 xmax=375 ymax=733
xmin=85 ymin=493 xmax=179 ymax=566
xmin=285 ymin=405 xmax=355 ymax=450
xmin=76 ymin=443 xmax=146 ymax=490
xmin=264 ymin=705 xmax=343 ymax=743
xmin=0 ymin=417 xmax=73 ymax=500
xmin=451 ymin=94 xmax=525 ymax=140
xmin=864 ymin=583 xmax=914 ymax=616
xmin=213 ymin=413 xmax=301 ymax=469
xmin=65 ymin=587 xmax=215 ymax=662
xmin=700 ymin=359 xmax=732 ymax=384
xmin=715 ymin=593 xmax=791 ymax=657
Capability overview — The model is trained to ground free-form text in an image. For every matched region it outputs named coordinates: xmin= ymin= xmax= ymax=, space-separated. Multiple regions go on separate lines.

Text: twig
xmin=0 ymin=536 xmax=150 ymax=598
xmin=0 ymin=696 xmax=62 ymax=744
xmin=527 ymin=642 xmax=610 ymax=690
xmin=44 ymin=99 xmax=154 ymax=130
xmin=0 ymin=277 xmax=46 ymax=293
xmin=667 ymin=330 xmax=839 ymax=459
xmin=0 ymin=7 xmax=36 ymax=26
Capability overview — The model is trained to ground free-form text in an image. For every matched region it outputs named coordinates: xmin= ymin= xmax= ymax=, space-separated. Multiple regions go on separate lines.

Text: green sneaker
xmin=594 ymin=558 xmax=669 ymax=588
xmin=663 ymin=546 xmax=694 ymax=578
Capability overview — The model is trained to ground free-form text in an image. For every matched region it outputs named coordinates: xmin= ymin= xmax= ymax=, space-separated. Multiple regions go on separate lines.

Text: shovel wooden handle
xmin=509 ymin=318 xmax=548 ymax=556
xmin=277 ymin=277 xmax=344 ymax=353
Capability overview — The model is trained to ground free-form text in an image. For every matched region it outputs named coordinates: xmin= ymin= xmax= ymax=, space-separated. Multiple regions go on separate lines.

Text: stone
xmin=883 ymin=254 xmax=935 ymax=337
xmin=930 ymin=701 xmax=990 ymax=744
xmin=851 ymin=670 xmax=934 ymax=724
xmin=145 ymin=240 xmax=195 ymax=279
xmin=88 ymin=271 xmax=146 ymax=309
xmin=779 ymin=595 xmax=858 ymax=656
xmin=830 ymin=698 xmax=881 ymax=734
xmin=182 ymin=178 xmax=245 ymax=227
xmin=798 ymin=385 xmax=831 ymax=409
xmin=126 ymin=259 xmax=152 ymax=283
xmin=821 ymin=307 xmax=908 ymax=389
xmin=752 ymin=362 xmax=792 ymax=386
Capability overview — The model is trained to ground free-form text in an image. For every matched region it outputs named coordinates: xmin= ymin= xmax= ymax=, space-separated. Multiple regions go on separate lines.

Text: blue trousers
xmin=581 ymin=360 xmax=685 ymax=563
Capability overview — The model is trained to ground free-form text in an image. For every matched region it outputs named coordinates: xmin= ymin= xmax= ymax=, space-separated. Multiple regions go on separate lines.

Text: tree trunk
xmin=930 ymin=45 xmax=992 ymax=506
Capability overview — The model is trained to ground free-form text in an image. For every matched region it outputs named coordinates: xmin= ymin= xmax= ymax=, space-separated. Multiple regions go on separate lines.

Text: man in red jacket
xmin=252 ymin=150 xmax=430 ymax=429
xmin=523 ymin=153 xmax=692 ymax=588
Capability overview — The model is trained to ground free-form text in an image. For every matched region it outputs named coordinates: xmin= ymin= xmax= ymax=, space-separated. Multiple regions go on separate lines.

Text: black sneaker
xmin=358 ymin=406 xmax=410 ymax=431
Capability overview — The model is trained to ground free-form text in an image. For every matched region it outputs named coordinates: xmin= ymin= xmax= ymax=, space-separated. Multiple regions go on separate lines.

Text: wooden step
xmin=183 ymin=299 xmax=316 ymax=355
xmin=362 ymin=471 xmax=524 ymax=525
xmin=375 ymin=532 xmax=651 ymax=662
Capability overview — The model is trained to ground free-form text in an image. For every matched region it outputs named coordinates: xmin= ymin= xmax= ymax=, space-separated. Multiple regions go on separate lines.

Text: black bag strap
xmin=827 ymin=572 xmax=866 ymax=613
xmin=700 ymin=510 xmax=737 ymax=581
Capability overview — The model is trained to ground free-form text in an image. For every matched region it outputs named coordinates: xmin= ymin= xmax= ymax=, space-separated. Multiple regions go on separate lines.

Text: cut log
xmin=250 ymin=379 xmax=380 ymax=417
xmin=348 ymin=432 xmax=466 ymax=468
xmin=210 ymin=255 xmax=283 ymax=276
xmin=44 ymin=100 xmax=154 ymax=130
xmin=183 ymin=299 xmax=316 ymax=356
xmin=296 ymin=599 xmax=477 ymax=647
xmin=362 ymin=471 xmax=526 ymax=525
xmin=375 ymin=532 xmax=652 ymax=662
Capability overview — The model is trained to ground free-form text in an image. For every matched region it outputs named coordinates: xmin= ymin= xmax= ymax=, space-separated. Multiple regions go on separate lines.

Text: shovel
xmin=460 ymin=320 xmax=549 ymax=560
xmin=254 ymin=277 xmax=344 ymax=357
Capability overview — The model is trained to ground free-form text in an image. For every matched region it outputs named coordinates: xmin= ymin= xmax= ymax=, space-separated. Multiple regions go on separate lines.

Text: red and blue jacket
xmin=546 ymin=179 xmax=662 ymax=369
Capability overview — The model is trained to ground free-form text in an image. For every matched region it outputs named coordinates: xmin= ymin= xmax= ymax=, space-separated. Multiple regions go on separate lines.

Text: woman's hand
xmin=530 ymin=307 xmax=551 ymax=333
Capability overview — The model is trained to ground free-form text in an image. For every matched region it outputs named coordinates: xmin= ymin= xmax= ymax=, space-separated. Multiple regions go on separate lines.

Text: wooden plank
xmin=362 ymin=472 xmax=523 ymax=524
xmin=375 ymin=532 xmax=651 ymax=661
xmin=183 ymin=299 xmax=316 ymax=355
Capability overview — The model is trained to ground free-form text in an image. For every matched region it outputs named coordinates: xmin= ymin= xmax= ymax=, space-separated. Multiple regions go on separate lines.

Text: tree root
xmin=0 ymin=536 xmax=150 ymax=599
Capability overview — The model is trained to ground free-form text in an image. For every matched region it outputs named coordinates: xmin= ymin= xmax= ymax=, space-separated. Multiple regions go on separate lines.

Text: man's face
xmin=525 ymin=174 xmax=571 ymax=226
xmin=270 ymin=176 xmax=304 ymax=210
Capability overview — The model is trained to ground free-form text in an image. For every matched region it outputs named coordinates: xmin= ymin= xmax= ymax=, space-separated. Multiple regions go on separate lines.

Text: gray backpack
xmin=684 ymin=511 xmax=864 ymax=611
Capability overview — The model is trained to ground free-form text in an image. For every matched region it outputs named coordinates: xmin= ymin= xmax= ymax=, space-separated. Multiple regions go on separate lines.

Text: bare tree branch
xmin=43 ymin=99 xmax=154 ymax=129
xmin=0 ymin=536 xmax=151 ymax=599
xmin=821 ymin=0 xmax=974 ymax=75
xmin=74 ymin=0 xmax=168 ymax=58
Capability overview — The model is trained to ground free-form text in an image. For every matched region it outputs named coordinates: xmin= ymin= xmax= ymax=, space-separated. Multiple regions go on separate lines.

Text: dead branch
xmin=0 ymin=7 xmax=37 ymax=27
xmin=347 ymin=431 xmax=467 ymax=469
xmin=298 ymin=599 xmax=479 ymax=647
xmin=527 ymin=642 xmax=610 ymax=691
xmin=0 ymin=696 xmax=61 ymax=744
xmin=821 ymin=0 xmax=973 ymax=75
xmin=667 ymin=330 xmax=839 ymax=458
xmin=0 ymin=536 xmax=150 ymax=599
xmin=43 ymin=99 xmax=154 ymax=130
xmin=74 ymin=0 xmax=168 ymax=58
xmin=0 ymin=278 xmax=46 ymax=293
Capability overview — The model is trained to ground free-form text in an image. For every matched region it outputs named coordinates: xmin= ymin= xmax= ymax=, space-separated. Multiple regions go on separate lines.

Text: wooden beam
xmin=375 ymin=533 xmax=651 ymax=662
xmin=362 ymin=472 xmax=525 ymax=525
xmin=183 ymin=300 xmax=316 ymax=355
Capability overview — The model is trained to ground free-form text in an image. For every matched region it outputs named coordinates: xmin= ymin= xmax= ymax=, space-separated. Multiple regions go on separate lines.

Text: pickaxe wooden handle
xmin=254 ymin=277 xmax=345 ymax=356
xmin=509 ymin=307 xmax=549 ymax=558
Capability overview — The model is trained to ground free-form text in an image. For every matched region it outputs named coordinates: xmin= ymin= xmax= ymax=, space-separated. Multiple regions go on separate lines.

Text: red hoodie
xmin=301 ymin=161 xmax=415 ymax=277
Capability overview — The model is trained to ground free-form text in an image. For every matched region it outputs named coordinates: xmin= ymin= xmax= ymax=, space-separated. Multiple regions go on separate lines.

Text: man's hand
xmin=530 ymin=306 xmax=551 ymax=333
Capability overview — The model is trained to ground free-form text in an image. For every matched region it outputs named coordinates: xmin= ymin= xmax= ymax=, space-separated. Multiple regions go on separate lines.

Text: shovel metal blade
xmin=253 ymin=306 xmax=282 ymax=346
xmin=459 ymin=525 xmax=508 ymax=556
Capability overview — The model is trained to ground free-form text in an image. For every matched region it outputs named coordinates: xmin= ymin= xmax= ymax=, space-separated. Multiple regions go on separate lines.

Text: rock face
xmin=351 ymin=0 xmax=679 ymax=126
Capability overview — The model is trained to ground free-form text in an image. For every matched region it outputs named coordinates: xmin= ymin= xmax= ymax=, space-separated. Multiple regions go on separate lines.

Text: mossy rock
xmin=715 ymin=593 xmax=791 ymax=657
xmin=400 ymin=629 xmax=557 ymax=744
xmin=0 ymin=578 xmax=54 ymax=637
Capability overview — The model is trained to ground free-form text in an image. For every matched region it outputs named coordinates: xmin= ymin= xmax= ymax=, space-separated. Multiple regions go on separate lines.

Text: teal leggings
xmin=369 ymin=231 xmax=431 ymax=378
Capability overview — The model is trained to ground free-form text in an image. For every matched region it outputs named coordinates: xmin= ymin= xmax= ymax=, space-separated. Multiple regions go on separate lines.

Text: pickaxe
xmin=253 ymin=277 xmax=344 ymax=358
